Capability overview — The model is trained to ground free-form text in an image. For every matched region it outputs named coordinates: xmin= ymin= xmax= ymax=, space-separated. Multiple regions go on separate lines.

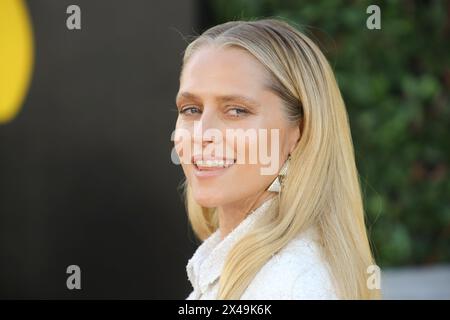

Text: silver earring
xmin=267 ymin=155 xmax=291 ymax=193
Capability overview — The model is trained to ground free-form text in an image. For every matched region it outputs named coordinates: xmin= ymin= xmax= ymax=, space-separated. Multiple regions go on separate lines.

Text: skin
xmin=175 ymin=45 xmax=300 ymax=240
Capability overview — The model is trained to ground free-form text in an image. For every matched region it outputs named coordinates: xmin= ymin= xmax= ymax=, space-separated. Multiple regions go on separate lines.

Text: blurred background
xmin=0 ymin=0 xmax=449 ymax=299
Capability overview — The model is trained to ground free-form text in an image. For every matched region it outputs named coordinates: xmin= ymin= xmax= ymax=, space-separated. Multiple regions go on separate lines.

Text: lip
xmin=192 ymin=155 xmax=236 ymax=178
xmin=193 ymin=166 xmax=231 ymax=178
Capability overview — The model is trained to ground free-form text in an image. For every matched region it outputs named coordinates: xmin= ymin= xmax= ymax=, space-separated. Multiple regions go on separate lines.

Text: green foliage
xmin=207 ymin=0 xmax=450 ymax=267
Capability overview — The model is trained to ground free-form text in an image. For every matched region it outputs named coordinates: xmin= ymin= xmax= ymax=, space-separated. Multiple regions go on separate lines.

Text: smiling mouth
xmin=194 ymin=159 xmax=236 ymax=171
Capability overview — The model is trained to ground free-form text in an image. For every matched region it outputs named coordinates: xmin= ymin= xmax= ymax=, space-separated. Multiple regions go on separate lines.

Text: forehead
xmin=179 ymin=46 xmax=269 ymax=96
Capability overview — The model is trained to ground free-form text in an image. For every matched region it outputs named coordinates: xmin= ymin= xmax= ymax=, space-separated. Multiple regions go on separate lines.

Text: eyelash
xmin=179 ymin=106 xmax=201 ymax=115
xmin=178 ymin=106 xmax=250 ymax=117
xmin=226 ymin=107 xmax=250 ymax=117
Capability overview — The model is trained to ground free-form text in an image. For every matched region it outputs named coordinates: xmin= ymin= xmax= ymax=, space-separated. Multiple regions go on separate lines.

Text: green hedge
xmin=206 ymin=0 xmax=450 ymax=267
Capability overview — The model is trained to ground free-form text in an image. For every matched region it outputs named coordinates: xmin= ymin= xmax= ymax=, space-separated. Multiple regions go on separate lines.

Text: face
xmin=174 ymin=46 xmax=299 ymax=208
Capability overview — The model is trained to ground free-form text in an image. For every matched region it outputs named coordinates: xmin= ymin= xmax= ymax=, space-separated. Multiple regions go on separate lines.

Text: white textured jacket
xmin=186 ymin=198 xmax=338 ymax=300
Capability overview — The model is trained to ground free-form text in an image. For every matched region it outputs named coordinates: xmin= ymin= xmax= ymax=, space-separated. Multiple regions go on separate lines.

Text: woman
xmin=173 ymin=18 xmax=379 ymax=299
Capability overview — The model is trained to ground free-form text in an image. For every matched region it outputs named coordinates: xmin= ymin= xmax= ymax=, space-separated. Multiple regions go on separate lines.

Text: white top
xmin=186 ymin=197 xmax=338 ymax=300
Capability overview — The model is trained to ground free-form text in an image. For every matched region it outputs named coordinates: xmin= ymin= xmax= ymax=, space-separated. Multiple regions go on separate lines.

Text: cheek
xmin=232 ymin=132 xmax=260 ymax=164
xmin=173 ymin=128 xmax=194 ymax=164
xmin=180 ymin=163 xmax=193 ymax=178
xmin=234 ymin=128 xmax=281 ymax=168
xmin=232 ymin=135 xmax=278 ymax=188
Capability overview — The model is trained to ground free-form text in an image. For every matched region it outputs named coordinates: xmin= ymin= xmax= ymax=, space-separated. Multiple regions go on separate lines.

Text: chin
xmin=192 ymin=190 xmax=226 ymax=208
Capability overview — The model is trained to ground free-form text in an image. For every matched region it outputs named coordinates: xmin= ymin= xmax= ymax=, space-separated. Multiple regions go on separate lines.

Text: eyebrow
xmin=175 ymin=91 xmax=261 ymax=108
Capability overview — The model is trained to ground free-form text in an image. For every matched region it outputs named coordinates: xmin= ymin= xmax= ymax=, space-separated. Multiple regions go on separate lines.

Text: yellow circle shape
xmin=0 ymin=0 xmax=34 ymax=124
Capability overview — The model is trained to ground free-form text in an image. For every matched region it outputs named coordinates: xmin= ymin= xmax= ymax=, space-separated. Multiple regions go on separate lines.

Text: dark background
xmin=0 ymin=0 xmax=202 ymax=299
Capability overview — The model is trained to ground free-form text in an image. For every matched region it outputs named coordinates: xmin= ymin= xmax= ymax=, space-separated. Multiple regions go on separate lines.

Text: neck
xmin=216 ymin=191 xmax=275 ymax=240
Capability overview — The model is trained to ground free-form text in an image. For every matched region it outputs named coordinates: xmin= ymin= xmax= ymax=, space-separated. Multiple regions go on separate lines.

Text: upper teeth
xmin=195 ymin=159 xmax=234 ymax=168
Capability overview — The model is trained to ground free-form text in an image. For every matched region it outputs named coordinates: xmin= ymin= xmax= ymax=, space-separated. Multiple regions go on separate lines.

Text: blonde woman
xmin=173 ymin=18 xmax=379 ymax=299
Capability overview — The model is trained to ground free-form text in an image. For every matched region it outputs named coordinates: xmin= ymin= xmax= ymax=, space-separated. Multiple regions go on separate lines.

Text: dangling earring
xmin=267 ymin=155 xmax=291 ymax=193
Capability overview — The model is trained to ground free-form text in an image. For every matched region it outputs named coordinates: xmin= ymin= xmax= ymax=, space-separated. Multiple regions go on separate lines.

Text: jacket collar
xmin=186 ymin=197 xmax=276 ymax=296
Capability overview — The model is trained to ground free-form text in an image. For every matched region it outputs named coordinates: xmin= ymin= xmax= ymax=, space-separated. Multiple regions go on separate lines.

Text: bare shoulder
xmin=241 ymin=231 xmax=338 ymax=300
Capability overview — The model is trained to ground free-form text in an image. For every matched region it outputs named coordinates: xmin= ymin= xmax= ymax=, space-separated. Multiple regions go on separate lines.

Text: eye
xmin=226 ymin=106 xmax=250 ymax=117
xmin=179 ymin=105 xmax=201 ymax=115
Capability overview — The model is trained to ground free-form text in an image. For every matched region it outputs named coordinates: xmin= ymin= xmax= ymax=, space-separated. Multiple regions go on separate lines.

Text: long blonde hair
xmin=180 ymin=18 xmax=379 ymax=299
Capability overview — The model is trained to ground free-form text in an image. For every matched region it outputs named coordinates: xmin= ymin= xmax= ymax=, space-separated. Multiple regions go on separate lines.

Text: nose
xmin=192 ymin=108 xmax=222 ymax=147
